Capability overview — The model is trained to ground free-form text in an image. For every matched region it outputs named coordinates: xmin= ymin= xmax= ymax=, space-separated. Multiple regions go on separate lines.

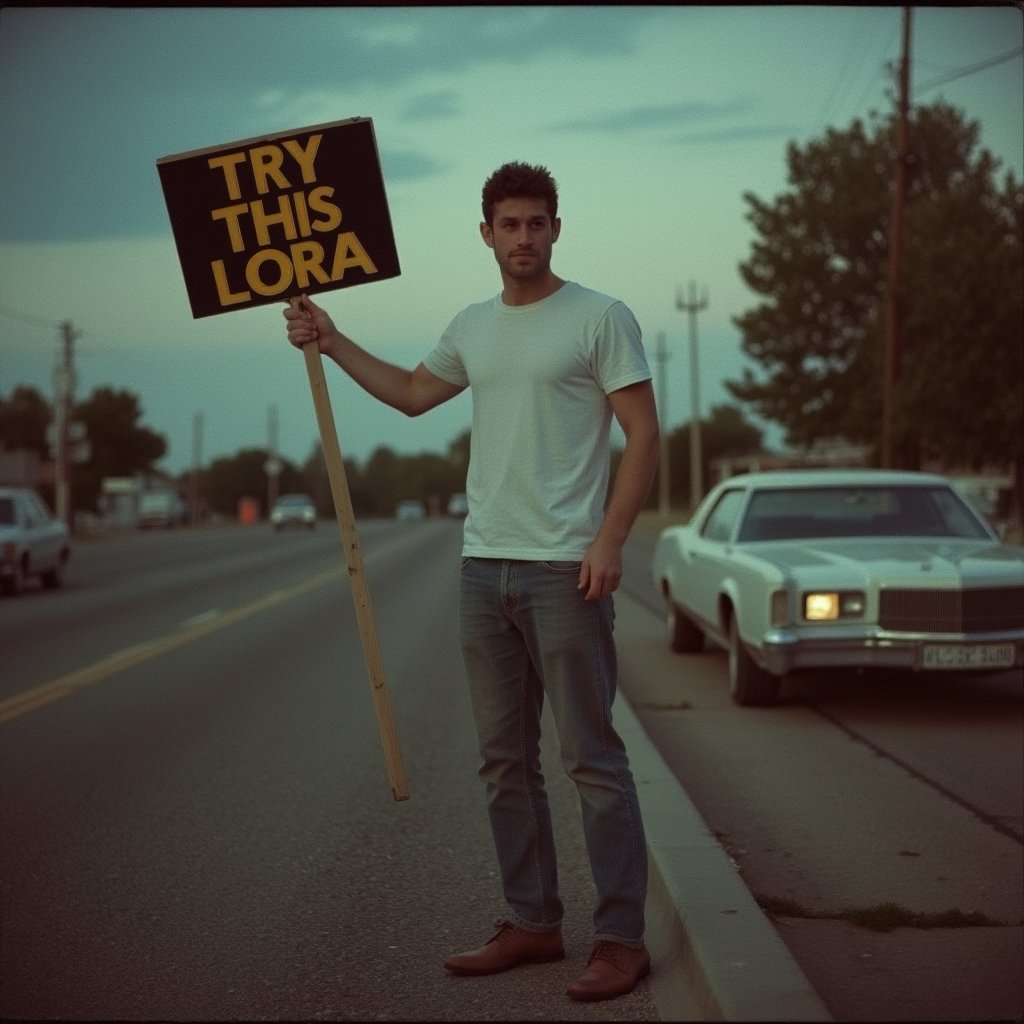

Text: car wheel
xmin=2 ymin=559 xmax=26 ymax=597
xmin=41 ymin=553 xmax=67 ymax=589
xmin=727 ymin=616 xmax=780 ymax=706
xmin=666 ymin=596 xmax=704 ymax=653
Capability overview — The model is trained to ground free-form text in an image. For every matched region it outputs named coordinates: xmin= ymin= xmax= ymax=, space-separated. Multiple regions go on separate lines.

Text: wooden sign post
xmin=157 ymin=118 xmax=409 ymax=801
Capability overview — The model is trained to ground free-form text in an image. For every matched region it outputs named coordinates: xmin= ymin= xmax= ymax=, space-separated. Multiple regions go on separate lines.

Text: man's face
xmin=480 ymin=196 xmax=561 ymax=281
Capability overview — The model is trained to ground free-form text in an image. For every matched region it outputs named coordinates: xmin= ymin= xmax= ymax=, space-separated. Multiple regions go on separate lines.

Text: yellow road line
xmin=0 ymin=565 xmax=345 ymax=726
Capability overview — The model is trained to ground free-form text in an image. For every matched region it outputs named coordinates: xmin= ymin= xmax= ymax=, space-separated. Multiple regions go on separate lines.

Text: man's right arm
xmin=284 ymin=294 xmax=464 ymax=417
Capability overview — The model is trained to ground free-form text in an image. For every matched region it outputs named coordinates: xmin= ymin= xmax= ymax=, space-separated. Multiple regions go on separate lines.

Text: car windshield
xmin=736 ymin=485 xmax=992 ymax=542
xmin=0 ymin=498 xmax=14 ymax=526
xmin=277 ymin=495 xmax=312 ymax=506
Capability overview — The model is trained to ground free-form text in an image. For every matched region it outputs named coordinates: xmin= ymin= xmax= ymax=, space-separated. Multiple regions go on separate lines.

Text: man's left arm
xmin=579 ymin=380 xmax=660 ymax=601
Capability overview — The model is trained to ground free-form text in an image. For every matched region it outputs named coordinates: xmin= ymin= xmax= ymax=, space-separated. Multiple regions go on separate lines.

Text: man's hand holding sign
xmin=157 ymin=118 xmax=409 ymax=801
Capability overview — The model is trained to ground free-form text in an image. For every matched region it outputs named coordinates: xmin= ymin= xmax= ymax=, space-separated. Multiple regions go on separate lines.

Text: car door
xmin=684 ymin=487 xmax=747 ymax=635
xmin=23 ymin=491 xmax=59 ymax=573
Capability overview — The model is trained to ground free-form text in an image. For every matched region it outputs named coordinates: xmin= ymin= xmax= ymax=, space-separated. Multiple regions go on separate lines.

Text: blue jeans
xmin=459 ymin=557 xmax=647 ymax=946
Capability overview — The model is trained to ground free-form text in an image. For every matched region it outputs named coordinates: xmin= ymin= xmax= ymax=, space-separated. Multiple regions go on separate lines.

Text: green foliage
xmin=309 ymin=437 xmax=469 ymax=517
xmin=199 ymin=447 xmax=306 ymax=517
xmin=652 ymin=403 xmax=764 ymax=510
xmin=200 ymin=432 xmax=471 ymax=520
xmin=71 ymin=387 xmax=168 ymax=513
xmin=729 ymin=101 xmax=1023 ymax=474
xmin=756 ymin=894 xmax=1005 ymax=932
xmin=0 ymin=385 xmax=51 ymax=457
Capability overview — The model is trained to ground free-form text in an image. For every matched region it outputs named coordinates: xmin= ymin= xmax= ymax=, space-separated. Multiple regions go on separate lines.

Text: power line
xmin=815 ymin=15 xmax=895 ymax=133
xmin=0 ymin=301 xmax=59 ymax=331
xmin=917 ymin=46 xmax=1023 ymax=94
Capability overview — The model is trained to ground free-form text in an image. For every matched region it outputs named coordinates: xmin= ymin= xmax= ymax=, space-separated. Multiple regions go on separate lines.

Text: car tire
xmin=41 ymin=554 xmax=66 ymax=589
xmin=666 ymin=597 xmax=704 ymax=653
xmin=2 ymin=559 xmax=26 ymax=597
xmin=728 ymin=615 xmax=780 ymax=706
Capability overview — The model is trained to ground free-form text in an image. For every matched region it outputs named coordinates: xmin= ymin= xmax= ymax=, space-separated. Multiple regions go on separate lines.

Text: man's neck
xmin=501 ymin=272 xmax=566 ymax=307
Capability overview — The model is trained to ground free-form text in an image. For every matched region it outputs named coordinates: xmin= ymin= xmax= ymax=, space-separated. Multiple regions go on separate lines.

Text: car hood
xmin=745 ymin=538 xmax=1024 ymax=587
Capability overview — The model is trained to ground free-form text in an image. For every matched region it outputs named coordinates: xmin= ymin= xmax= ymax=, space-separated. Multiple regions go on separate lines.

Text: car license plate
xmin=922 ymin=643 xmax=1016 ymax=670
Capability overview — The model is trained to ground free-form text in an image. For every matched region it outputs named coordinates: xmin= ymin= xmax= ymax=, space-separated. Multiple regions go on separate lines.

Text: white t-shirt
xmin=423 ymin=281 xmax=652 ymax=560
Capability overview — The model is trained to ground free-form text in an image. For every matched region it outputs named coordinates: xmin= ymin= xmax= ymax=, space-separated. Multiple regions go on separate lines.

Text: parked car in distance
xmin=395 ymin=499 xmax=426 ymax=520
xmin=0 ymin=486 xmax=71 ymax=596
xmin=651 ymin=469 xmax=1024 ymax=706
xmin=270 ymin=493 xmax=317 ymax=531
xmin=447 ymin=492 xmax=469 ymax=517
xmin=138 ymin=489 xmax=187 ymax=529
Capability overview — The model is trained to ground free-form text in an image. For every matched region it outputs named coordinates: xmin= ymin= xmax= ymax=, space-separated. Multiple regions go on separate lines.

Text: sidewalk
xmin=613 ymin=585 xmax=1022 ymax=1022
xmin=614 ymin=665 xmax=832 ymax=1021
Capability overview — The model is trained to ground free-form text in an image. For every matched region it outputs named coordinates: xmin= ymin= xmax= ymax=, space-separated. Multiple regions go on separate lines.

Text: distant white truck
xmin=137 ymin=489 xmax=186 ymax=529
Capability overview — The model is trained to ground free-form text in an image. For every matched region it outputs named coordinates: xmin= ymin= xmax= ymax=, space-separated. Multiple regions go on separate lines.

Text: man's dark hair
xmin=481 ymin=162 xmax=559 ymax=226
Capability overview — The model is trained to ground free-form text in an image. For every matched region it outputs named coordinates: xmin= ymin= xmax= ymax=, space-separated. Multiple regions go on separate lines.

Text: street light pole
xmin=881 ymin=5 xmax=912 ymax=468
xmin=53 ymin=320 xmax=78 ymax=528
xmin=676 ymin=282 xmax=708 ymax=511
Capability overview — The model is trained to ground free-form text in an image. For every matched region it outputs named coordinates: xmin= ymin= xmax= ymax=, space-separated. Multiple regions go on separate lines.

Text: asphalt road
xmin=0 ymin=520 xmax=659 ymax=1021
xmin=1 ymin=519 xmax=1021 ymax=1021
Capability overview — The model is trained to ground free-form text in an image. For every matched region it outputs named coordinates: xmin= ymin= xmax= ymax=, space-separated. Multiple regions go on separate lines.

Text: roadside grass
xmin=755 ymin=894 xmax=1012 ymax=932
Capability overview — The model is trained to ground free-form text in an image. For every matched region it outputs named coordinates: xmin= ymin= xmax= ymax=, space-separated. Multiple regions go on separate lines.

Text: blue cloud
xmin=549 ymin=100 xmax=749 ymax=134
xmin=398 ymin=90 xmax=461 ymax=123
xmin=380 ymin=149 xmax=447 ymax=183
xmin=0 ymin=6 xmax=662 ymax=242
xmin=669 ymin=124 xmax=800 ymax=145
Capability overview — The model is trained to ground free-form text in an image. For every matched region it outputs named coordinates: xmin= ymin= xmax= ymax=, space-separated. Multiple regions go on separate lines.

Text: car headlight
xmin=803 ymin=591 xmax=866 ymax=621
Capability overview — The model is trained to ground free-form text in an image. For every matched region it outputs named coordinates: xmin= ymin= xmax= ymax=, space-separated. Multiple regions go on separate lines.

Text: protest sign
xmin=157 ymin=117 xmax=400 ymax=318
xmin=157 ymin=118 xmax=408 ymax=801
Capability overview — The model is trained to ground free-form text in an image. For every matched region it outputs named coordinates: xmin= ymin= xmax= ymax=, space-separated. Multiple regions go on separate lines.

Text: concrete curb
xmin=615 ymin=596 xmax=833 ymax=1022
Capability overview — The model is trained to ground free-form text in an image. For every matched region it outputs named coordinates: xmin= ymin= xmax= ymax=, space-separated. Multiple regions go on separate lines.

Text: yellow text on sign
xmin=208 ymin=136 xmax=323 ymax=199
xmin=205 ymin=133 xmax=380 ymax=306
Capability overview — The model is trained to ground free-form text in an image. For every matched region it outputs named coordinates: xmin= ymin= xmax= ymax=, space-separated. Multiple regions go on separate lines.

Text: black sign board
xmin=157 ymin=117 xmax=400 ymax=319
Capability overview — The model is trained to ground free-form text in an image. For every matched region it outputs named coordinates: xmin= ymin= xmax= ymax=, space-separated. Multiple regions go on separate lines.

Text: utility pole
xmin=676 ymin=281 xmax=708 ymax=510
xmin=653 ymin=331 xmax=671 ymax=516
xmin=266 ymin=403 xmax=280 ymax=514
xmin=189 ymin=412 xmax=203 ymax=526
xmin=881 ymin=5 xmax=912 ymax=468
xmin=53 ymin=320 xmax=78 ymax=528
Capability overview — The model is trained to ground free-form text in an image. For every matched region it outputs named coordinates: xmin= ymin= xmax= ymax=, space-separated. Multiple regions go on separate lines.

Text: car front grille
xmin=879 ymin=587 xmax=1024 ymax=633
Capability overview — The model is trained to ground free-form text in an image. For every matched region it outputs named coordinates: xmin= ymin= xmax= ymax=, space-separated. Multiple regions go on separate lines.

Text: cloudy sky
xmin=2 ymin=4 xmax=1021 ymax=478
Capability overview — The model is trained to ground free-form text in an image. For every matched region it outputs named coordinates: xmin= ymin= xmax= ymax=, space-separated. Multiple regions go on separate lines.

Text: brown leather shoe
xmin=566 ymin=940 xmax=651 ymax=1001
xmin=444 ymin=920 xmax=564 ymax=975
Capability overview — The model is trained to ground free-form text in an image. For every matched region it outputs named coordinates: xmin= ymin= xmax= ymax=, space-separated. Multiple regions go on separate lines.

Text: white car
xmin=0 ymin=486 xmax=71 ymax=596
xmin=270 ymin=493 xmax=317 ymax=530
xmin=137 ymin=488 xmax=187 ymax=529
xmin=447 ymin=492 xmax=469 ymax=517
xmin=395 ymin=499 xmax=426 ymax=520
xmin=651 ymin=469 xmax=1024 ymax=706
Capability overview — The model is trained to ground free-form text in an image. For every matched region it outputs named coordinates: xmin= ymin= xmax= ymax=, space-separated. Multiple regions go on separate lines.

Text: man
xmin=284 ymin=162 xmax=659 ymax=1002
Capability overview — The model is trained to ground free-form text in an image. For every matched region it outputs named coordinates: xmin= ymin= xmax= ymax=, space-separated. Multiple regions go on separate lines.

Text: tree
xmin=448 ymin=430 xmax=471 ymax=475
xmin=74 ymin=387 xmax=167 ymax=513
xmin=0 ymin=386 xmax=51 ymax=458
xmin=662 ymin=404 xmax=764 ymax=510
xmin=201 ymin=447 xmax=305 ymax=517
xmin=729 ymin=101 xmax=1023 ymax=485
